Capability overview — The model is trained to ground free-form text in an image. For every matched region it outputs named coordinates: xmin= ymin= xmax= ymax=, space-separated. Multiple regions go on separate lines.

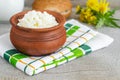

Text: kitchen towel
xmin=0 ymin=19 xmax=113 ymax=75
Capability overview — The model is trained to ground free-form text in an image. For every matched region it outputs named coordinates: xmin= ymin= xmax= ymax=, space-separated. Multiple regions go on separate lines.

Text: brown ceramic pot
xmin=10 ymin=10 xmax=66 ymax=56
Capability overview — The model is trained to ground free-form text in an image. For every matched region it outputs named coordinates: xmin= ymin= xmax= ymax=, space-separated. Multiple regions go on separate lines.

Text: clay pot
xmin=32 ymin=0 xmax=72 ymax=19
xmin=10 ymin=10 xmax=66 ymax=56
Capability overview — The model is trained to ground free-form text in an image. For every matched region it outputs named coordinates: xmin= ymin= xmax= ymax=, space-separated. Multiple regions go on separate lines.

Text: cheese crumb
xmin=17 ymin=10 xmax=58 ymax=28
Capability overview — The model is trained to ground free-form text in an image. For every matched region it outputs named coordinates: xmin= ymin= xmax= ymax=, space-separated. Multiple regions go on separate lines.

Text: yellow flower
xmin=76 ymin=5 xmax=81 ymax=13
xmin=99 ymin=0 xmax=110 ymax=14
xmin=86 ymin=0 xmax=99 ymax=12
xmin=79 ymin=8 xmax=95 ymax=23
xmin=79 ymin=14 xmax=85 ymax=22
xmin=89 ymin=16 xmax=97 ymax=22
xmin=76 ymin=0 xmax=119 ymax=28
xmin=81 ymin=8 xmax=92 ymax=15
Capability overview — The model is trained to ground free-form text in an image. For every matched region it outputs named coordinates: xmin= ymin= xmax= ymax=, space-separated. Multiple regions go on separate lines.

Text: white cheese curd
xmin=17 ymin=10 xmax=59 ymax=28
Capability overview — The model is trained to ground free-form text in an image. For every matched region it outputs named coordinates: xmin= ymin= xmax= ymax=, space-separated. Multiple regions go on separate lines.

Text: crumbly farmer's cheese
xmin=17 ymin=10 xmax=58 ymax=28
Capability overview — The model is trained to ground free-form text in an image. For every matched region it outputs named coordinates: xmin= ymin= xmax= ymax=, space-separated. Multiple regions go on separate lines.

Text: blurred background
xmin=25 ymin=0 xmax=120 ymax=8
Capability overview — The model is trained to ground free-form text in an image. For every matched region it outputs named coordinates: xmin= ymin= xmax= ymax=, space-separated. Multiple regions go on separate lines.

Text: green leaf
xmin=104 ymin=9 xmax=116 ymax=18
xmin=95 ymin=18 xmax=105 ymax=28
xmin=109 ymin=18 xmax=120 ymax=21
xmin=104 ymin=20 xmax=111 ymax=26
xmin=110 ymin=20 xmax=120 ymax=28
xmin=104 ymin=18 xmax=120 ymax=28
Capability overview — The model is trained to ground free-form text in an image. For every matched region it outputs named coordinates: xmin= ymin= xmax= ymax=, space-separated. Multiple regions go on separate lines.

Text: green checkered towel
xmin=0 ymin=19 xmax=113 ymax=76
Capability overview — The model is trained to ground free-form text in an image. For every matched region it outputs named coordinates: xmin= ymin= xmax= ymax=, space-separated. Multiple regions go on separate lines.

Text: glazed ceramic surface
xmin=10 ymin=10 xmax=66 ymax=56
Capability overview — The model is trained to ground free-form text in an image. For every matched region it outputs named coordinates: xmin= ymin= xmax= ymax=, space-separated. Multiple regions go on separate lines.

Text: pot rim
xmin=10 ymin=10 xmax=66 ymax=32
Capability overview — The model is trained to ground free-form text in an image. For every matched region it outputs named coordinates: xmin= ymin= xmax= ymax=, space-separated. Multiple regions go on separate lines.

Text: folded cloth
xmin=0 ymin=19 xmax=113 ymax=76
